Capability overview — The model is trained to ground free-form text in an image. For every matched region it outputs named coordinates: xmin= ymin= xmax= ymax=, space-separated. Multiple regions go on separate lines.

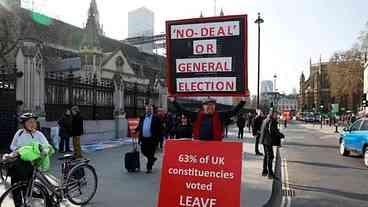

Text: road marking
xmin=285 ymin=159 xmax=291 ymax=207
xmin=320 ymin=134 xmax=338 ymax=140
xmin=281 ymin=158 xmax=292 ymax=207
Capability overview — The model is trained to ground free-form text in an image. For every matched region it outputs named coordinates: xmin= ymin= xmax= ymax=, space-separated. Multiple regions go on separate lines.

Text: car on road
xmin=304 ymin=115 xmax=314 ymax=123
xmin=339 ymin=118 xmax=368 ymax=167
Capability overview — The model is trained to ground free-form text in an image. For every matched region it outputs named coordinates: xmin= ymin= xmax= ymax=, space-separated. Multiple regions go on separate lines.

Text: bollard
xmin=335 ymin=124 xmax=339 ymax=133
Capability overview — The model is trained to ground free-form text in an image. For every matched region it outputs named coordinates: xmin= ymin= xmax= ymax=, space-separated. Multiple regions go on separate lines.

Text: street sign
xmin=157 ymin=140 xmax=242 ymax=207
xmin=166 ymin=15 xmax=248 ymax=97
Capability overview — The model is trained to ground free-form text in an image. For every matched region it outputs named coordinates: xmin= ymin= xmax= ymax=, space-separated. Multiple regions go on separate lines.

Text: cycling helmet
xmin=19 ymin=113 xmax=38 ymax=124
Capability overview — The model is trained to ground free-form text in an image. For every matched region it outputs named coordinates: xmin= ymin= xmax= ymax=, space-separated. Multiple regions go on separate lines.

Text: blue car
xmin=339 ymin=118 xmax=368 ymax=167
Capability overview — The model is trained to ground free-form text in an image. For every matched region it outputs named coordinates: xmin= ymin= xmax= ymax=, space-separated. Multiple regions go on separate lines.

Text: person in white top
xmin=7 ymin=113 xmax=50 ymax=207
xmin=10 ymin=113 xmax=49 ymax=151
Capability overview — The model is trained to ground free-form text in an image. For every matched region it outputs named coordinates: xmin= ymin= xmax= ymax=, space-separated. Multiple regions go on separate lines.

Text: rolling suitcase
xmin=124 ymin=136 xmax=140 ymax=172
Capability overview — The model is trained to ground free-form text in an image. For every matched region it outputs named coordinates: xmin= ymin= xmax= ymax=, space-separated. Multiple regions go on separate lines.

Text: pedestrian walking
xmin=284 ymin=117 xmax=288 ymax=128
xmin=247 ymin=113 xmax=254 ymax=132
xmin=236 ymin=114 xmax=246 ymax=139
xmin=252 ymin=110 xmax=264 ymax=155
xmin=350 ymin=114 xmax=357 ymax=124
xmin=224 ymin=118 xmax=232 ymax=138
xmin=170 ymin=97 xmax=246 ymax=141
xmin=173 ymin=114 xmax=193 ymax=139
xmin=260 ymin=110 xmax=284 ymax=179
xmin=157 ymin=108 xmax=166 ymax=150
xmin=71 ymin=106 xmax=84 ymax=158
xmin=57 ymin=109 xmax=73 ymax=153
xmin=136 ymin=103 xmax=162 ymax=173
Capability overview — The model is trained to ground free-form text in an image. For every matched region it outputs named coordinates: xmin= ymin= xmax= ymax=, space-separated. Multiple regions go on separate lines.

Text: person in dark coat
xmin=252 ymin=110 xmax=264 ymax=155
xmin=170 ymin=97 xmax=246 ymax=141
xmin=157 ymin=108 xmax=167 ymax=150
xmin=71 ymin=106 xmax=84 ymax=158
xmin=58 ymin=109 xmax=73 ymax=153
xmin=247 ymin=113 xmax=254 ymax=132
xmin=237 ymin=114 xmax=246 ymax=139
xmin=260 ymin=110 xmax=284 ymax=179
xmin=174 ymin=114 xmax=192 ymax=139
xmin=136 ymin=103 xmax=162 ymax=173
xmin=224 ymin=118 xmax=232 ymax=138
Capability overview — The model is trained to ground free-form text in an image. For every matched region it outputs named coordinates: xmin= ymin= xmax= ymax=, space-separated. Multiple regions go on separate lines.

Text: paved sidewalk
xmin=0 ymin=128 xmax=273 ymax=207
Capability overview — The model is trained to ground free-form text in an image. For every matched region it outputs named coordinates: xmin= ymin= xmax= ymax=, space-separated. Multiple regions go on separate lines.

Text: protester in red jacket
xmin=170 ymin=97 xmax=246 ymax=141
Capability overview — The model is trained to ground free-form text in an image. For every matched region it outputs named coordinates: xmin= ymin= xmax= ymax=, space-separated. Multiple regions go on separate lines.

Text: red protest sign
xmin=128 ymin=118 xmax=140 ymax=138
xmin=157 ymin=140 xmax=243 ymax=207
xmin=166 ymin=15 xmax=248 ymax=97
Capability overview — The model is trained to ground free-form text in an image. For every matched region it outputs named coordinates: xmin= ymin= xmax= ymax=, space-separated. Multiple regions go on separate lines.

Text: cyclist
xmin=8 ymin=112 xmax=50 ymax=206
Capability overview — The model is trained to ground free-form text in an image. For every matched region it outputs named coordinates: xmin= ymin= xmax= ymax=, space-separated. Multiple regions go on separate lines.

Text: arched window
xmin=115 ymin=56 xmax=124 ymax=71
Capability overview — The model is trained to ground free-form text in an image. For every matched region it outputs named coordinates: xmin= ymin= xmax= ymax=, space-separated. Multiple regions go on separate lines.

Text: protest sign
xmin=157 ymin=140 xmax=243 ymax=207
xmin=166 ymin=15 xmax=248 ymax=97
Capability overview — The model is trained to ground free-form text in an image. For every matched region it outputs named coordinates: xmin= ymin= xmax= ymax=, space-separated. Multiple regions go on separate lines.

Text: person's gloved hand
xmin=39 ymin=144 xmax=50 ymax=156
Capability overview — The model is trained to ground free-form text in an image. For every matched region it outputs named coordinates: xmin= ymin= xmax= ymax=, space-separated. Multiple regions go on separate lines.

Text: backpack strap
xmin=18 ymin=130 xmax=24 ymax=137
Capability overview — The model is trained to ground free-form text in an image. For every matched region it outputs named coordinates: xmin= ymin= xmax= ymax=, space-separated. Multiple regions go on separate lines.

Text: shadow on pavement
xmin=286 ymin=160 xmax=367 ymax=171
xmin=289 ymin=183 xmax=368 ymax=202
xmin=285 ymin=142 xmax=339 ymax=149
xmin=263 ymin=148 xmax=282 ymax=207
xmin=243 ymin=151 xmax=264 ymax=161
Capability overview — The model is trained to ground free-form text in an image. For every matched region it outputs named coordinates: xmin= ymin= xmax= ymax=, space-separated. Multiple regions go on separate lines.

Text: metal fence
xmin=45 ymin=72 xmax=114 ymax=121
xmin=124 ymin=81 xmax=158 ymax=118
xmin=0 ymin=67 xmax=19 ymax=151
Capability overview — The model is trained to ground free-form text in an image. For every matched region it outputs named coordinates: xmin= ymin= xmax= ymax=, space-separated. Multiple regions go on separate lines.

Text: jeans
xmin=59 ymin=135 xmax=71 ymax=152
xmin=263 ymin=145 xmax=274 ymax=174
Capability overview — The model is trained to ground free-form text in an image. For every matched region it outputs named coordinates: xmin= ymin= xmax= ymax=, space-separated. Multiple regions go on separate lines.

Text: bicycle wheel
xmin=65 ymin=164 xmax=98 ymax=205
xmin=0 ymin=182 xmax=49 ymax=207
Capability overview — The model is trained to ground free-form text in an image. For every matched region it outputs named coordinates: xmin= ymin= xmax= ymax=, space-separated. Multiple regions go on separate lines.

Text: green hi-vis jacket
xmin=17 ymin=141 xmax=55 ymax=172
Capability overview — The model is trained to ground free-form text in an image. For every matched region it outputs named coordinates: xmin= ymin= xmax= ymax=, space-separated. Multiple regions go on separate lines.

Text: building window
xmin=115 ymin=56 xmax=124 ymax=71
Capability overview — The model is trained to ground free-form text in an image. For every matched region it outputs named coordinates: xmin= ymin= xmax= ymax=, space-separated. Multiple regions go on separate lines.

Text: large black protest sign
xmin=166 ymin=15 xmax=248 ymax=97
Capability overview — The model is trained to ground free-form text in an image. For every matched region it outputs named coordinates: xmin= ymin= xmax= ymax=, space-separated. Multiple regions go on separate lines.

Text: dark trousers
xmin=9 ymin=160 xmax=34 ymax=207
xmin=141 ymin=138 xmax=157 ymax=170
xmin=255 ymin=134 xmax=261 ymax=153
xmin=262 ymin=145 xmax=274 ymax=174
xmin=238 ymin=127 xmax=244 ymax=139
xmin=59 ymin=135 xmax=71 ymax=152
xmin=159 ymin=135 xmax=164 ymax=149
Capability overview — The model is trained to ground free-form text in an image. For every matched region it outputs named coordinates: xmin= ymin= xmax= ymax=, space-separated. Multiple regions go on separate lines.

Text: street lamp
xmin=255 ymin=13 xmax=264 ymax=109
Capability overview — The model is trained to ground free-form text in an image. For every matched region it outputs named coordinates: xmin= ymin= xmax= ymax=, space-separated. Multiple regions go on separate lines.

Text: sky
xmin=19 ymin=0 xmax=368 ymax=95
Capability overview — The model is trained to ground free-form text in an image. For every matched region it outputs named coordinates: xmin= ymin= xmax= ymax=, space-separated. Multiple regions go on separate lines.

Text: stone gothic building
xmin=0 ymin=0 xmax=166 ymax=119
xmin=298 ymin=59 xmax=363 ymax=113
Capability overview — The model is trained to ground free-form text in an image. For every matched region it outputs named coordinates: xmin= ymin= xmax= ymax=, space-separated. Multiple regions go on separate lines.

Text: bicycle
xmin=0 ymin=153 xmax=98 ymax=207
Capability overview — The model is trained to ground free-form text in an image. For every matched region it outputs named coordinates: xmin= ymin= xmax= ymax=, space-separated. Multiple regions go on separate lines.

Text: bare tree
xmin=0 ymin=6 xmax=30 ymax=68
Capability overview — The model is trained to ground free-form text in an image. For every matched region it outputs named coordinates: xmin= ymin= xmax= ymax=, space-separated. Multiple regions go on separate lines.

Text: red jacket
xmin=192 ymin=111 xmax=223 ymax=141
